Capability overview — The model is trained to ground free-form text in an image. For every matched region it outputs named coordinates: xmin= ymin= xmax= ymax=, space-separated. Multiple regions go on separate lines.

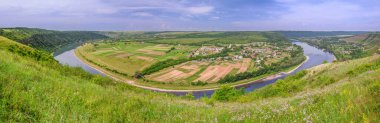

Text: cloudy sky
xmin=0 ymin=0 xmax=379 ymax=31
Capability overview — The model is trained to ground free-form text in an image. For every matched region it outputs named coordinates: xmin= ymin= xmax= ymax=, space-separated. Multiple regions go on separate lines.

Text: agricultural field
xmin=75 ymin=32 xmax=304 ymax=89
xmin=146 ymin=58 xmax=252 ymax=83
xmin=76 ymin=42 xmax=199 ymax=75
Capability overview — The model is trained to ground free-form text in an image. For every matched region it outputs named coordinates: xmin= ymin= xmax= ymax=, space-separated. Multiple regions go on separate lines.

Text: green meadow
xmin=1 ymin=36 xmax=380 ymax=122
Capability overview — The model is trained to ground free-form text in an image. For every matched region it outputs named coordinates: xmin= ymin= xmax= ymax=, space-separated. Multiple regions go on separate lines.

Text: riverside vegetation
xmin=0 ymin=29 xmax=380 ymax=122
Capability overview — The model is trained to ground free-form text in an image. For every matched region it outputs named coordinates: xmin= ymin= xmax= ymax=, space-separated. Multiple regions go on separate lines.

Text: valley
xmin=1 ymin=28 xmax=379 ymax=122
xmin=1 ymin=0 xmax=379 ymax=122
xmin=73 ymin=32 xmax=307 ymax=90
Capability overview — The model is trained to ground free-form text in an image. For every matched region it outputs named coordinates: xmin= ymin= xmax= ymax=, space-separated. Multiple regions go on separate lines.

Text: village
xmin=146 ymin=42 xmax=296 ymax=83
xmin=188 ymin=42 xmax=294 ymax=65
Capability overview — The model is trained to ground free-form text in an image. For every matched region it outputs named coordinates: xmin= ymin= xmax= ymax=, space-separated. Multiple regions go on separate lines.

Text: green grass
xmin=1 ymin=36 xmax=380 ymax=122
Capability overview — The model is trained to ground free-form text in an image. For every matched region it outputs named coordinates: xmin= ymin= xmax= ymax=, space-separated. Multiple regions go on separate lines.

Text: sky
xmin=0 ymin=0 xmax=379 ymax=31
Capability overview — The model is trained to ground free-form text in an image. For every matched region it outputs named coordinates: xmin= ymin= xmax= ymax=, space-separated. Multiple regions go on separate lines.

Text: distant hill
xmin=99 ymin=31 xmax=289 ymax=45
xmin=277 ymin=31 xmax=369 ymax=38
xmin=341 ymin=33 xmax=380 ymax=54
xmin=0 ymin=27 xmax=108 ymax=52
xmin=299 ymin=33 xmax=380 ymax=60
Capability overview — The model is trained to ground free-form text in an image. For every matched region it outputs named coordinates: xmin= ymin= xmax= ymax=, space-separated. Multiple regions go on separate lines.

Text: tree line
xmin=140 ymin=48 xmax=231 ymax=76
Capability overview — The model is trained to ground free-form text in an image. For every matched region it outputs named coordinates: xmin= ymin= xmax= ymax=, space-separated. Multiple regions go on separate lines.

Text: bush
xmin=134 ymin=71 xmax=144 ymax=79
xmin=184 ymin=93 xmax=195 ymax=100
xmin=211 ymin=85 xmax=245 ymax=101
xmin=322 ymin=60 xmax=328 ymax=64
xmin=201 ymin=96 xmax=215 ymax=106
xmin=191 ymin=81 xmax=208 ymax=86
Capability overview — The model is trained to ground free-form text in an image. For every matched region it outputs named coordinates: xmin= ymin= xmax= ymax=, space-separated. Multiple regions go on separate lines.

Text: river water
xmin=54 ymin=41 xmax=335 ymax=98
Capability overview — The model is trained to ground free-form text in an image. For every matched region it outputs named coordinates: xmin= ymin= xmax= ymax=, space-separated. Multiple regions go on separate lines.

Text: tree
xmin=322 ymin=60 xmax=328 ymax=64
xmin=134 ymin=71 xmax=144 ymax=79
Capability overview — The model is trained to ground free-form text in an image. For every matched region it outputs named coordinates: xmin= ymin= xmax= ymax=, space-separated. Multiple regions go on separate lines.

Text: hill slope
xmin=300 ymin=33 xmax=380 ymax=60
xmin=0 ymin=28 xmax=108 ymax=52
xmin=0 ymin=27 xmax=54 ymax=41
xmin=342 ymin=33 xmax=380 ymax=54
xmin=277 ymin=31 xmax=368 ymax=38
xmin=0 ymin=36 xmax=379 ymax=122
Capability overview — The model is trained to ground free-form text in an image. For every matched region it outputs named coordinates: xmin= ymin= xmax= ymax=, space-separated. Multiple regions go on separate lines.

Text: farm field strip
xmin=78 ymin=42 xmax=198 ymax=75
xmin=149 ymin=61 xmax=203 ymax=82
xmin=148 ymin=58 xmax=252 ymax=83
xmin=195 ymin=62 xmax=241 ymax=82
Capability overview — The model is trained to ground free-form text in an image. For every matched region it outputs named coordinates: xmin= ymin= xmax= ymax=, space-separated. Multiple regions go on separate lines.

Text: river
xmin=54 ymin=41 xmax=335 ymax=98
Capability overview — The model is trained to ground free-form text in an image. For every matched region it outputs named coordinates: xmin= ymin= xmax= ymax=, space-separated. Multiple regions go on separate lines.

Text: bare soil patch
xmin=137 ymin=49 xmax=165 ymax=56
xmin=342 ymin=34 xmax=368 ymax=43
xmin=108 ymin=52 xmax=132 ymax=58
xmin=238 ymin=58 xmax=251 ymax=73
xmin=136 ymin=56 xmax=154 ymax=61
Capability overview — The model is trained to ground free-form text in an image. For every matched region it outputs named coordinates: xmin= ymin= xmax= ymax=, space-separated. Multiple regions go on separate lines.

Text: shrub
xmin=201 ymin=96 xmax=215 ymax=106
xmin=134 ymin=71 xmax=144 ymax=79
xmin=322 ymin=60 xmax=328 ymax=64
xmin=191 ymin=81 xmax=208 ymax=86
xmin=184 ymin=93 xmax=195 ymax=100
xmin=211 ymin=85 xmax=245 ymax=101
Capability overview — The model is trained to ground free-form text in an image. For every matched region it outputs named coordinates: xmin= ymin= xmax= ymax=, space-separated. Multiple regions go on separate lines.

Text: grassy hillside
xmin=1 ymin=36 xmax=380 ymax=122
xmin=0 ymin=27 xmax=54 ymax=41
xmin=300 ymin=33 xmax=380 ymax=60
xmin=277 ymin=31 xmax=368 ymax=38
xmin=0 ymin=28 xmax=108 ymax=52
xmin=342 ymin=33 xmax=380 ymax=54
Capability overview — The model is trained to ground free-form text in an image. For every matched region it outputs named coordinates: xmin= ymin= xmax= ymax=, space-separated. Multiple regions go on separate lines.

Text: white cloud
xmin=186 ymin=6 xmax=214 ymax=15
xmin=132 ymin=12 xmax=153 ymax=17
xmin=0 ymin=0 xmax=214 ymax=17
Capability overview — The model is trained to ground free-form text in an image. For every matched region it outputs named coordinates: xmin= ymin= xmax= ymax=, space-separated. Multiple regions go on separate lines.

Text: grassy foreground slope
xmin=1 ymin=36 xmax=380 ymax=122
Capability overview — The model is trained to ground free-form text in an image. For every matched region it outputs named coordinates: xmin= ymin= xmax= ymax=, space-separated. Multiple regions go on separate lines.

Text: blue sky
xmin=0 ymin=0 xmax=379 ymax=31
